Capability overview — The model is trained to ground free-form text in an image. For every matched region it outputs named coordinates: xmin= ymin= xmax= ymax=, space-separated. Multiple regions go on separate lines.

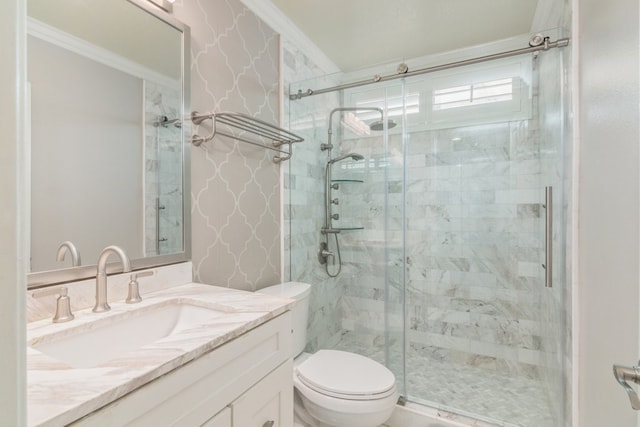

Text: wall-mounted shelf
xmin=321 ymin=226 xmax=364 ymax=234
xmin=190 ymin=111 xmax=304 ymax=163
xmin=331 ymin=179 xmax=364 ymax=183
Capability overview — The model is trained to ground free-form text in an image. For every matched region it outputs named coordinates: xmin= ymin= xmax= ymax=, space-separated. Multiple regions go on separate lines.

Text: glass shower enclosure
xmin=285 ymin=34 xmax=568 ymax=427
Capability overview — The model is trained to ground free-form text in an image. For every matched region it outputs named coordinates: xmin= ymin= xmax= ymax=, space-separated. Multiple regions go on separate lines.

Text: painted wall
xmin=173 ymin=0 xmax=281 ymax=290
xmin=578 ymin=0 xmax=640 ymax=425
xmin=0 ymin=0 xmax=26 ymax=423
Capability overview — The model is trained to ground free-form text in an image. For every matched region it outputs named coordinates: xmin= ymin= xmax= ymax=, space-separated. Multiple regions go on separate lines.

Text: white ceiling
xmin=262 ymin=0 xmax=540 ymax=72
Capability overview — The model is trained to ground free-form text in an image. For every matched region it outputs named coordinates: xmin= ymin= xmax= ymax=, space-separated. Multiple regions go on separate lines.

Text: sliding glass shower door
xmin=373 ymin=44 xmax=565 ymax=426
xmin=345 ymin=44 xmax=566 ymax=425
xmin=286 ymin=33 xmax=568 ymax=427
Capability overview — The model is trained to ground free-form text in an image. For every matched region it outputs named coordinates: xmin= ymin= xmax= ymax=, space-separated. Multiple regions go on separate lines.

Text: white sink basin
xmin=31 ymin=301 xmax=226 ymax=368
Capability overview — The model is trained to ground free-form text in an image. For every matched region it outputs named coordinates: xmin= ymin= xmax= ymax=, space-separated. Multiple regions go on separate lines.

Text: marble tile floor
xmin=333 ymin=331 xmax=555 ymax=427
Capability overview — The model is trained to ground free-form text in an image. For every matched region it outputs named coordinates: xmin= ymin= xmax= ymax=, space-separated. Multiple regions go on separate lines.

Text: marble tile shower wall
xmin=281 ymin=41 xmax=326 ymax=283
xmin=282 ymin=42 xmax=346 ymax=351
xmin=173 ymin=0 xmax=281 ymax=290
xmin=335 ymin=134 xmax=403 ymax=352
xmin=340 ymin=119 xmax=550 ymax=380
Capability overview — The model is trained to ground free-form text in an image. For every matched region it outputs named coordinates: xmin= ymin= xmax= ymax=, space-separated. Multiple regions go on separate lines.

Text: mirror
xmin=27 ymin=0 xmax=191 ymax=288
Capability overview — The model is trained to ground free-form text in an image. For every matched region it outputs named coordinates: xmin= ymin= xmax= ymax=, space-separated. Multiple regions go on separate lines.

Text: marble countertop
xmin=27 ymin=283 xmax=292 ymax=426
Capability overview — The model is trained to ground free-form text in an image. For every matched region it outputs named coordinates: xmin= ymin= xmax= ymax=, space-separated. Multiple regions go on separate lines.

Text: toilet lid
xmin=295 ymin=350 xmax=396 ymax=399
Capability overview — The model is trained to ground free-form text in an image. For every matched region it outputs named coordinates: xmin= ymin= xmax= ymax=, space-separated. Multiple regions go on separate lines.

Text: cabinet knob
xmin=262 ymin=421 xmax=275 ymax=427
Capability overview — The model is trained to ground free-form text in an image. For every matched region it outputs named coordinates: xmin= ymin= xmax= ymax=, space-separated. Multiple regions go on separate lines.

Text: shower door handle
xmin=542 ymin=186 xmax=552 ymax=288
xmin=613 ymin=362 xmax=640 ymax=409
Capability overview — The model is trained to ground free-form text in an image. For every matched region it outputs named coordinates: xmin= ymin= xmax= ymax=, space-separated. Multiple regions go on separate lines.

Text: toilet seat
xmin=295 ymin=350 xmax=396 ymax=401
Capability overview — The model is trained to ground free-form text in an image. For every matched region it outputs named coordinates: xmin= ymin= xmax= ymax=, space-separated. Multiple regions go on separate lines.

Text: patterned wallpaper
xmin=173 ymin=0 xmax=281 ymax=290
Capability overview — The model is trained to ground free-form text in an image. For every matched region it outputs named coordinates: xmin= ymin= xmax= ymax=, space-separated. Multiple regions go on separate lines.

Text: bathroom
xmin=1 ymin=0 xmax=639 ymax=426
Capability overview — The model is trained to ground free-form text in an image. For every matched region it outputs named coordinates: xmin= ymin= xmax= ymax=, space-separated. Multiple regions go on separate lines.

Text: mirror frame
xmin=27 ymin=0 xmax=191 ymax=289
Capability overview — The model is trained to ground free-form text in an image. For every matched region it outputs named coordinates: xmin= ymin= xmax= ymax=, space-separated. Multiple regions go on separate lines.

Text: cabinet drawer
xmin=201 ymin=407 xmax=231 ymax=427
xmin=231 ymin=359 xmax=293 ymax=427
xmin=72 ymin=312 xmax=291 ymax=426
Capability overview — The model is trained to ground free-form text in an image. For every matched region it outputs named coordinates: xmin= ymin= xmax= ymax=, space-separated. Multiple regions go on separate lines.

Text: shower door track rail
xmin=289 ymin=35 xmax=570 ymax=100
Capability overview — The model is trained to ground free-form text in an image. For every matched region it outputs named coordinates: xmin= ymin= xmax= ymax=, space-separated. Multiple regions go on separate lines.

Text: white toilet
xmin=257 ymin=282 xmax=398 ymax=427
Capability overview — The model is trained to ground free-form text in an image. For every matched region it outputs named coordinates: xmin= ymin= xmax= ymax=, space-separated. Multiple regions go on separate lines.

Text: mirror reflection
xmin=27 ymin=0 xmax=186 ymax=275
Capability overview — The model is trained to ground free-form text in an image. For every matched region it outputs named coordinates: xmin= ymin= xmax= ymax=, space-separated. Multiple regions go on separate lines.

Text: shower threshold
xmin=386 ymin=399 xmax=504 ymax=427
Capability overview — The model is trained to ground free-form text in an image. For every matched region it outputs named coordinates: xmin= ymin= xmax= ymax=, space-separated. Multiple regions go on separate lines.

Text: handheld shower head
xmin=328 ymin=152 xmax=365 ymax=164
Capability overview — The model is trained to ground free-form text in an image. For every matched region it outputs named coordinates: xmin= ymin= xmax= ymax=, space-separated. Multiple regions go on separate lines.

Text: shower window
xmin=432 ymin=77 xmax=514 ymax=110
xmin=353 ymin=92 xmax=421 ymax=120
xmin=345 ymin=56 xmax=532 ymax=132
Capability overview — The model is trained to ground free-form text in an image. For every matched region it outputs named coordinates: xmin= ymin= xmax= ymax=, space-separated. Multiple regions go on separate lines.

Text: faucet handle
xmin=33 ymin=287 xmax=75 ymax=323
xmin=126 ymin=271 xmax=154 ymax=304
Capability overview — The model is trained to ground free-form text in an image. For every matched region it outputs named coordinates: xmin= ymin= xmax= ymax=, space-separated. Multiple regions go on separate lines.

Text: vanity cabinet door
xmin=202 ymin=407 xmax=231 ymax=427
xmin=231 ymin=358 xmax=293 ymax=427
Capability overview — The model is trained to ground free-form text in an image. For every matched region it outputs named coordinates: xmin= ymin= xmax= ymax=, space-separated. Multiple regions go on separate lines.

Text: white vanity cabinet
xmin=229 ymin=358 xmax=292 ymax=426
xmin=70 ymin=312 xmax=293 ymax=427
xmin=202 ymin=408 xmax=231 ymax=427
xmin=203 ymin=359 xmax=292 ymax=427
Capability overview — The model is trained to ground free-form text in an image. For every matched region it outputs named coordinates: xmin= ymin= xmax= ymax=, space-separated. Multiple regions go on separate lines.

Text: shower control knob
xmin=318 ymin=242 xmax=334 ymax=264
xmin=331 ymin=213 xmax=340 ymax=220
xmin=331 ymin=183 xmax=340 ymax=190
xmin=332 ymin=198 xmax=339 ymax=205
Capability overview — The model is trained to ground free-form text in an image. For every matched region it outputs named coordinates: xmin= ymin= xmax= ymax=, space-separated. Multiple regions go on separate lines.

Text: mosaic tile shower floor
xmin=333 ymin=331 xmax=555 ymax=427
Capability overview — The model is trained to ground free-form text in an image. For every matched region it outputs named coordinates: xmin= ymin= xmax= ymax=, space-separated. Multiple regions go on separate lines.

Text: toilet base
xmin=294 ymin=391 xmax=319 ymax=427
xmin=294 ymin=387 xmax=396 ymax=427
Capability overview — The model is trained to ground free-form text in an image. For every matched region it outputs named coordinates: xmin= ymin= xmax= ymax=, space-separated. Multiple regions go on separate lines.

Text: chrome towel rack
xmin=191 ymin=111 xmax=304 ymax=163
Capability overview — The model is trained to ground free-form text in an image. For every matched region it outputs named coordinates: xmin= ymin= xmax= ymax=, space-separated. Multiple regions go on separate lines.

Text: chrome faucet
xmin=56 ymin=241 xmax=81 ymax=267
xmin=93 ymin=245 xmax=131 ymax=313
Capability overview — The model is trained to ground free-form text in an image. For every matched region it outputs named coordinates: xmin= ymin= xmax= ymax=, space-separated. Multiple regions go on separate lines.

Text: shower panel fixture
xmin=318 ymin=107 xmax=392 ymax=277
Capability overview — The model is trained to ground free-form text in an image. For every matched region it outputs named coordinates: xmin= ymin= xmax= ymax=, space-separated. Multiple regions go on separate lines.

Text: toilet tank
xmin=256 ymin=282 xmax=310 ymax=357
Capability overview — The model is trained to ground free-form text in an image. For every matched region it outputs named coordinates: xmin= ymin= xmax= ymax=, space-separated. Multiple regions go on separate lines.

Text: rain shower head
xmin=328 ymin=152 xmax=365 ymax=164
xmin=369 ymin=119 xmax=397 ymax=131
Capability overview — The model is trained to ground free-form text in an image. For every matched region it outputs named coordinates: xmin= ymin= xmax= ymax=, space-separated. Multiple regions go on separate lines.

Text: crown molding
xmin=27 ymin=17 xmax=179 ymax=89
xmin=240 ymin=0 xmax=341 ymax=75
